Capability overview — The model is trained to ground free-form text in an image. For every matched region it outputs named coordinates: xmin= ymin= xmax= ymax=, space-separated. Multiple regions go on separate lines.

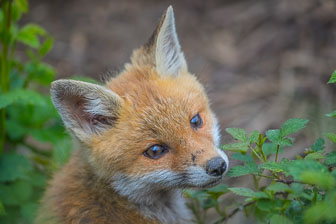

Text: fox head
xmin=51 ymin=6 xmax=229 ymax=203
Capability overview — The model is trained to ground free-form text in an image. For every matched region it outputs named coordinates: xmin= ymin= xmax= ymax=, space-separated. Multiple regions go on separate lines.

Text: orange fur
xmin=36 ymin=6 xmax=228 ymax=224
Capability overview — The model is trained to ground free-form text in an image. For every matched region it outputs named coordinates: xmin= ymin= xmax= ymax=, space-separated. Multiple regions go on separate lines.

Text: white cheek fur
xmin=111 ymin=171 xmax=191 ymax=224
xmin=212 ymin=114 xmax=229 ymax=173
xmin=211 ymin=114 xmax=221 ymax=147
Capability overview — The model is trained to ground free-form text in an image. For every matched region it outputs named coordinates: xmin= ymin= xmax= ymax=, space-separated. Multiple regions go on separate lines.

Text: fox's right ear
xmin=51 ymin=80 xmax=122 ymax=142
xmin=131 ymin=6 xmax=187 ymax=76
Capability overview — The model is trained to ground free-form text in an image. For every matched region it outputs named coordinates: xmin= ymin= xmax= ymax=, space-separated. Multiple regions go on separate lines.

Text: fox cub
xmin=36 ymin=6 xmax=229 ymax=224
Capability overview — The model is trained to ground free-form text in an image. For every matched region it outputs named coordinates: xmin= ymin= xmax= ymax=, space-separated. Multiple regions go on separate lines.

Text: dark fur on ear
xmin=51 ymin=79 xmax=122 ymax=142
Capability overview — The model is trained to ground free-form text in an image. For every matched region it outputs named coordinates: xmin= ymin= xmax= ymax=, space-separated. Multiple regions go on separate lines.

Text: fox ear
xmin=51 ymin=80 xmax=122 ymax=142
xmin=131 ymin=6 xmax=187 ymax=76
xmin=154 ymin=6 xmax=187 ymax=76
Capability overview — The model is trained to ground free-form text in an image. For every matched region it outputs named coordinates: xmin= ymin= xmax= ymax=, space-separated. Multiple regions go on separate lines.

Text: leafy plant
xmin=0 ymin=0 xmax=73 ymax=223
xmin=185 ymin=73 xmax=336 ymax=224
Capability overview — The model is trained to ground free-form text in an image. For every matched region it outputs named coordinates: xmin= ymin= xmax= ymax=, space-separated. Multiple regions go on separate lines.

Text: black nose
xmin=206 ymin=157 xmax=227 ymax=177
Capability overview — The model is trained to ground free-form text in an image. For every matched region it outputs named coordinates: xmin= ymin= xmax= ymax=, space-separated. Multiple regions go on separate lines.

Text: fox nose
xmin=206 ymin=157 xmax=227 ymax=177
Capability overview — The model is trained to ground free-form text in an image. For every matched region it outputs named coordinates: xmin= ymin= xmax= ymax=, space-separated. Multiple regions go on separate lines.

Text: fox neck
xmin=134 ymin=189 xmax=191 ymax=224
xmin=111 ymin=173 xmax=192 ymax=224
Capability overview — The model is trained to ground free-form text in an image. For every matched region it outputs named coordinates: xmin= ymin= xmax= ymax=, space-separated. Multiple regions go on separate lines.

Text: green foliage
xmin=227 ymin=161 xmax=260 ymax=177
xmin=225 ymin=128 xmax=247 ymax=142
xmin=311 ymin=138 xmax=325 ymax=151
xmin=326 ymin=110 xmax=336 ymax=118
xmin=328 ymin=70 xmax=336 ymax=84
xmin=186 ymin=72 xmax=336 ymax=224
xmin=0 ymin=1 xmax=75 ymax=223
xmin=325 ymin=133 xmax=336 ymax=144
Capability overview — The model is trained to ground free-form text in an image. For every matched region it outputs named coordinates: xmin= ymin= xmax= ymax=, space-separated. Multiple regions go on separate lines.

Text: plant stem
xmin=252 ymin=174 xmax=259 ymax=190
xmin=249 ymin=146 xmax=263 ymax=161
xmin=256 ymin=174 xmax=276 ymax=179
xmin=214 ymin=200 xmax=226 ymax=217
xmin=257 ymin=134 xmax=268 ymax=162
xmin=275 ymin=144 xmax=280 ymax=162
xmin=0 ymin=0 xmax=12 ymax=155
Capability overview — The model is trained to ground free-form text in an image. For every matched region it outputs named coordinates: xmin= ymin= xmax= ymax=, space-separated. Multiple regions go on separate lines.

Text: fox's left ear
xmin=131 ymin=6 xmax=187 ymax=76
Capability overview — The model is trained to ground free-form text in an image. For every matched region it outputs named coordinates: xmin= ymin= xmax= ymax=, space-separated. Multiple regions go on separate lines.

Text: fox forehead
xmin=106 ymin=66 xmax=210 ymax=125
xmin=108 ymin=66 xmax=207 ymax=102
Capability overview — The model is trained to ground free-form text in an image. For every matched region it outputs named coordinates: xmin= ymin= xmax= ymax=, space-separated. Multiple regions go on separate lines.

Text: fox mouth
xmin=184 ymin=175 xmax=224 ymax=189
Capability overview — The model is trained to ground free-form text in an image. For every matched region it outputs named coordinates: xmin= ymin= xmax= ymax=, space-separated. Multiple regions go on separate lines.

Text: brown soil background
xmin=26 ymin=0 xmax=336 ymax=223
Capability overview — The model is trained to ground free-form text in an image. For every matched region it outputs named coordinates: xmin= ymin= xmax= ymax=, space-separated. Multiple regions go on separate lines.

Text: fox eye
xmin=190 ymin=113 xmax=203 ymax=129
xmin=144 ymin=145 xmax=168 ymax=159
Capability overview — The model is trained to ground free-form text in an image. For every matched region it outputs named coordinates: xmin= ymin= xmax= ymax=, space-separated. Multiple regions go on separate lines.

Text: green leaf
xmin=256 ymin=199 xmax=274 ymax=212
xmin=27 ymin=172 xmax=47 ymax=188
xmin=266 ymin=182 xmax=292 ymax=193
xmin=328 ymin=70 xmax=336 ymax=84
xmin=17 ymin=24 xmax=46 ymax=48
xmin=0 ymin=153 xmax=32 ymax=182
xmin=289 ymin=183 xmax=310 ymax=199
xmin=325 ymin=151 xmax=336 ymax=166
xmin=0 ymin=89 xmax=46 ymax=109
xmin=39 ymin=37 xmax=53 ymax=57
xmin=229 ymin=187 xmax=268 ymax=199
xmin=304 ymin=203 xmax=333 ymax=224
xmin=261 ymin=162 xmax=286 ymax=173
xmin=207 ymin=184 xmax=228 ymax=194
xmin=227 ymin=166 xmax=250 ymax=177
xmin=311 ymin=138 xmax=325 ymax=151
xmin=266 ymin=129 xmax=281 ymax=143
xmin=221 ymin=142 xmax=249 ymax=153
xmin=332 ymin=169 xmax=336 ymax=178
xmin=0 ymin=180 xmax=33 ymax=205
xmin=279 ymin=137 xmax=293 ymax=147
xmin=201 ymin=198 xmax=216 ymax=210
xmin=270 ymin=214 xmax=293 ymax=224
xmin=325 ymin=133 xmax=336 ymax=144
xmin=265 ymin=131 xmax=292 ymax=147
xmin=304 ymin=192 xmax=336 ymax=224
xmin=52 ymin=137 xmax=73 ymax=167
xmin=0 ymin=200 xmax=5 ymax=216
xmin=231 ymin=153 xmax=253 ymax=162
xmin=263 ymin=143 xmax=283 ymax=155
xmin=287 ymin=160 xmax=328 ymax=181
xmin=287 ymin=160 xmax=334 ymax=189
xmin=21 ymin=202 xmax=38 ymax=223
xmin=225 ymin=128 xmax=247 ymax=142
xmin=10 ymin=3 xmax=23 ymax=22
xmin=206 ymin=184 xmax=228 ymax=199
xmin=25 ymin=62 xmax=55 ymax=85
xmin=183 ymin=189 xmax=208 ymax=201
xmin=6 ymin=119 xmax=27 ymax=140
xmin=248 ymin=130 xmax=259 ymax=144
xmin=304 ymin=152 xmax=324 ymax=161
xmin=227 ymin=161 xmax=260 ymax=177
xmin=15 ymin=0 xmax=28 ymax=13
xmin=280 ymin=118 xmax=309 ymax=137
xmin=326 ymin=110 xmax=336 ymax=118
xmin=300 ymin=171 xmax=335 ymax=189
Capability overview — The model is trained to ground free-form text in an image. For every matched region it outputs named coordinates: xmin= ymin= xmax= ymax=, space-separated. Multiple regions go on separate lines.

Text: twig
xmin=275 ymin=144 xmax=280 ymax=162
xmin=275 ymin=179 xmax=304 ymax=185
